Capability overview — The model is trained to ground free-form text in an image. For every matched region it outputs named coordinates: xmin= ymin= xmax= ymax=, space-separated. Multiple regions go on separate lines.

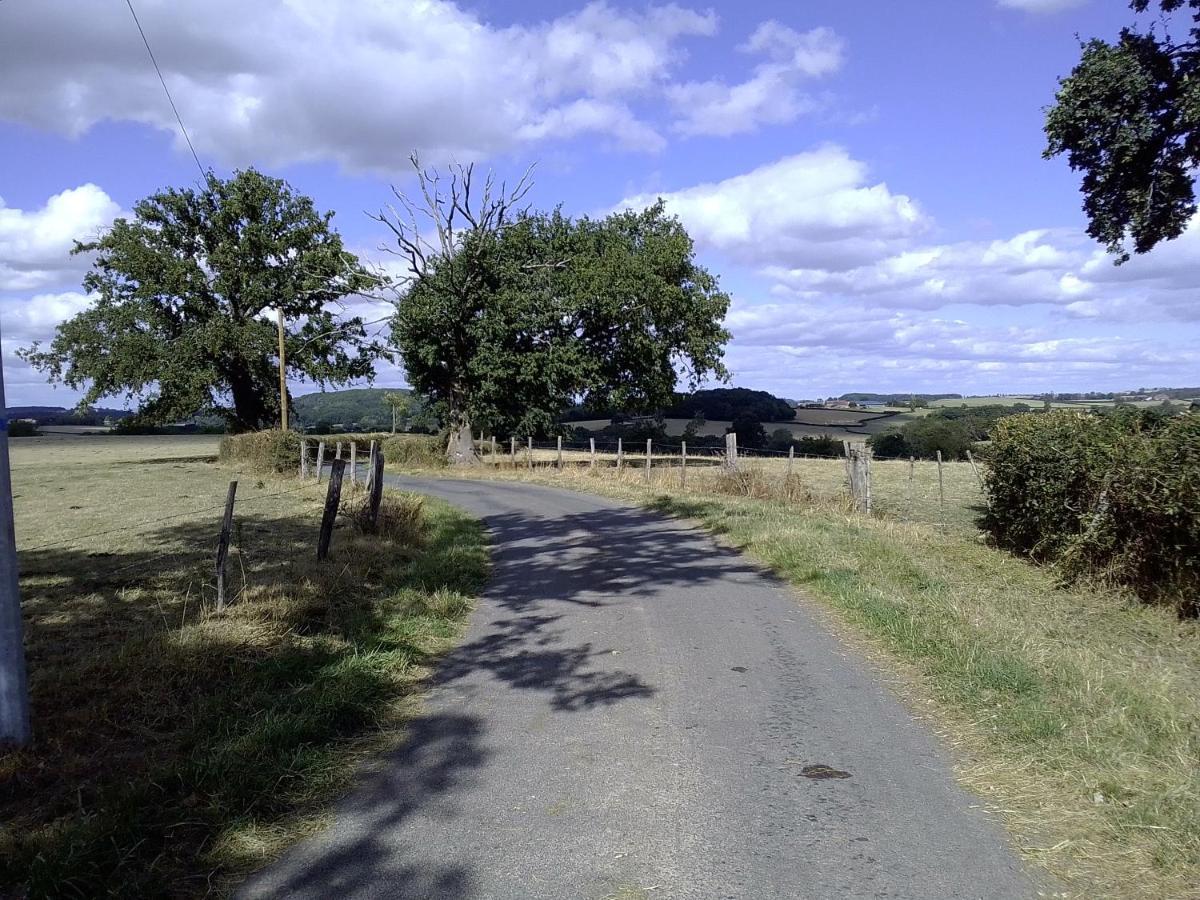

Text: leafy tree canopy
xmin=1045 ymin=1 xmax=1200 ymax=260
xmin=388 ymin=192 xmax=730 ymax=460
xmin=22 ymin=169 xmax=386 ymax=431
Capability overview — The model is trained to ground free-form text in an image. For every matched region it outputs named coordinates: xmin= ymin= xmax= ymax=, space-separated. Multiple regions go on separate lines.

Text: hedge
xmin=983 ymin=410 xmax=1200 ymax=615
xmin=219 ymin=430 xmax=447 ymax=473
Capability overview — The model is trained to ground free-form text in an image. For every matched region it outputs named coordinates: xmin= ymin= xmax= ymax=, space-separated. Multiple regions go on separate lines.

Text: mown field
xmin=2 ymin=434 xmax=487 ymax=897
xmin=398 ymin=452 xmax=1200 ymax=898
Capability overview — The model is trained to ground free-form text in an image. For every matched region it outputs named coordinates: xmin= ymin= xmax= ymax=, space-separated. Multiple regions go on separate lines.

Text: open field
xmin=389 ymin=458 xmax=1200 ymax=897
xmin=566 ymin=411 xmax=921 ymax=443
xmin=483 ymin=445 xmax=986 ymax=535
xmin=2 ymin=435 xmax=487 ymax=896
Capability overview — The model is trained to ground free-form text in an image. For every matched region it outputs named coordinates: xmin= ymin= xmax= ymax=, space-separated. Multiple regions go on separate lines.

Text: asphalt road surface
xmin=239 ymin=476 xmax=1040 ymax=900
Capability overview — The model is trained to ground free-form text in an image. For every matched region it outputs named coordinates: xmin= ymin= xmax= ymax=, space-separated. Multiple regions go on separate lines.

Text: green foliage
xmin=868 ymin=429 xmax=908 ymax=458
xmin=380 ymin=435 xmax=447 ymax=469
xmin=218 ymin=429 xmax=302 ymax=473
xmin=292 ymin=388 xmax=437 ymax=433
xmin=728 ymin=414 xmax=767 ymax=449
xmin=665 ymin=388 xmax=792 ymax=422
xmin=1045 ymin=1 xmax=1200 ymax=259
xmin=390 ymin=200 xmax=730 ymax=442
xmin=983 ymin=410 xmax=1200 ymax=613
xmin=21 ymin=170 xmax=386 ymax=431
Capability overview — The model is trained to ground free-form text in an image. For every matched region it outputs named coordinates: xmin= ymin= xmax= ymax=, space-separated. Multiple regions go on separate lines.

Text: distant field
xmin=568 ymin=410 xmax=917 ymax=443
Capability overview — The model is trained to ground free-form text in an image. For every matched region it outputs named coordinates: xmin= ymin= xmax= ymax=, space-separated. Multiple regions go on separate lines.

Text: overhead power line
xmin=124 ymin=0 xmax=207 ymax=179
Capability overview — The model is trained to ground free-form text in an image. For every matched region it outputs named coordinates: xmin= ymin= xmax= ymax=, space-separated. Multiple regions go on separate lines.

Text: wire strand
xmin=124 ymin=0 xmax=206 ymax=179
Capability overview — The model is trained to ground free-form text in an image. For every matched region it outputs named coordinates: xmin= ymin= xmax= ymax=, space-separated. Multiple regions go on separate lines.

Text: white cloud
xmin=618 ymin=145 xmax=926 ymax=269
xmin=996 ymin=0 xmax=1088 ymax=12
xmin=0 ymin=186 xmax=121 ymax=292
xmin=668 ymin=23 xmax=844 ymax=136
xmin=0 ymin=0 xmax=718 ymax=172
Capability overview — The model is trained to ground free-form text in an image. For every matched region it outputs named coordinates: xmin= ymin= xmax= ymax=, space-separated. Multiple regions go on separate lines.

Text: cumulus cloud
xmin=618 ymin=145 xmax=926 ymax=269
xmin=668 ymin=23 xmax=844 ymax=136
xmin=0 ymin=185 xmax=121 ymax=292
xmin=0 ymin=0 xmax=718 ymax=172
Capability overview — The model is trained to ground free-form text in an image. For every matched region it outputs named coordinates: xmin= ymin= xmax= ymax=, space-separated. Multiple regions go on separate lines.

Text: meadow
xmin=2 ymin=434 xmax=487 ymax=897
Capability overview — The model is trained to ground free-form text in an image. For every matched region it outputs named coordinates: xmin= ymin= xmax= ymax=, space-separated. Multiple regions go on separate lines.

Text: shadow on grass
xmin=3 ymin=499 xmax=488 ymax=899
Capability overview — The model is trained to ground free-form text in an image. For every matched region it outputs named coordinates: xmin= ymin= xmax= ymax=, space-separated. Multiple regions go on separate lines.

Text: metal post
xmin=0 ymin=328 xmax=31 ymax=745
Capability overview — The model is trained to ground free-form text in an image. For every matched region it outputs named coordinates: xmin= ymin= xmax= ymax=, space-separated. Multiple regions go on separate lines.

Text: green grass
xmin=411 ymin=460 xmax=1200 ymax=898
xmin=1 ymin=436 xmax=488 ymax=897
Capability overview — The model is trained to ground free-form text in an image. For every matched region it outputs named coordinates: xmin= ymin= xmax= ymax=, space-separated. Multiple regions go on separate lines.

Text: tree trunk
xmin=227 ymin=364 xmax=272 ymax=431
xmin=446 ymin=413 xmax=481 ymax=466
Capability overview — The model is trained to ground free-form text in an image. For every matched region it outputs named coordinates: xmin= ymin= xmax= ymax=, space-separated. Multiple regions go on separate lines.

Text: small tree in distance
xmin=383 ymin=391 xmax=414 ymax=433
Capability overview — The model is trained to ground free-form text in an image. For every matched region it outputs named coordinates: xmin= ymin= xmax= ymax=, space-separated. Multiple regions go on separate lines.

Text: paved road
xmin=240 ymin=477 xmax=1039 ymax=900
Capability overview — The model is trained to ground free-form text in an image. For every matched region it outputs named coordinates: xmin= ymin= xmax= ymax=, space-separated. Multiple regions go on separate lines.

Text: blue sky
xmin=1 ymin=0 xmax=1196 ymax=407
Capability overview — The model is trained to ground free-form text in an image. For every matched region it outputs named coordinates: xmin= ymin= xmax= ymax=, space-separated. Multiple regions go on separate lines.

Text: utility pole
xmin=0 ymin=322 xmax=30 ymax=746
xmin=277 ymin=308 xmax=288 ymax=431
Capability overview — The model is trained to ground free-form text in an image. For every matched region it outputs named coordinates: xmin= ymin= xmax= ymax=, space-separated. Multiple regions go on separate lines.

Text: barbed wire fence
xmin=464 ymin=432 xmax=991 ymax=536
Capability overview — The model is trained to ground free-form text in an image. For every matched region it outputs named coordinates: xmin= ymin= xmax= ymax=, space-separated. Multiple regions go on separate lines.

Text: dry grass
xmin=399 ymin=458 xmax=1200 ymax=898
xmin=1 ymin=435 xmax=487 ymax=897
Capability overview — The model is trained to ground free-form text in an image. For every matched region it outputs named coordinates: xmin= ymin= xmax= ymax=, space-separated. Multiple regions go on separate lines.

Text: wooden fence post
xmin=617 ymin=438 xmax=623 ymax=472
xmin=681 ymin=441 xmax=687 ymax=489
xmin=315 ymin=441 xmax=326 ymax=483
xmin=527 ymin=436 xmax=533 ymax=471
xmin=491 ymin=436 xmax=497 ymax=464
xmin=644 ymin=438 xmax=652 ymax=482
xmin=557 ymin=435 xmax=563 ymax=470
xmin=335 ymin=441 xmax=343 ymax=461
xmin=215 ymin=480 xmax=237 ymax=611
xmin=300 ymin=439 xmax=309 ymax=479
xmin=936 ymin=450 xmax=946 ymax=527
xmin=368 ymin=450 xmax=385 ymax=530
xmin=510 ymin=436 xmax=517 ymax=468
xmin=966 ymin=449 xmax=985 ymax=490
xmin=906 ymin=456 xmax=915 ymax=520
xmin=787 ymin=444 xmax=794 ymax=479
xmin=349 ymin=441 xmax=357 ymax=486
xmin=317 ymin=459 xmax=345 ymax=561
xmin=589 ymin=437 xmax=596 ymax=470
xmin=366 ymin=440 xmax=379 ymax=496
xmin=843 ymin=441 xmax=871 ymax=513
xmin=725 ymin=432 xmax=738 ymax=470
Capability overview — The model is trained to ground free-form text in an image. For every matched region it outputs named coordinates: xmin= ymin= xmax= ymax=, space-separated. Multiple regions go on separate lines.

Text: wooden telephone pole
xmin=0 ymin=322 xmax=30 ymax=746
xmin=277 ymin=308 xmax=288 ymax=431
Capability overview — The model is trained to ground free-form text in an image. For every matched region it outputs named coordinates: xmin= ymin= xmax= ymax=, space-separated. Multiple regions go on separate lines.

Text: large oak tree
xmin=1046 ymin=0 xmax=1200 ymax=260
xmin=378 ymin=161 xmax=730 ymax=464
xmin=22 ymin=170 xmax=386 ymax=431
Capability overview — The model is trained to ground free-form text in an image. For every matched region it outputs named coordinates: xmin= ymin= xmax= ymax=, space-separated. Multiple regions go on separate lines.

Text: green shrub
xmin=381 ymin=434 xmax=446 ymax=468
xmin=218 ymin=429 xmax=301 ymax=473
xmin=8 ymin=420 xmax=40 ymax=437
xmin=984 ymin=410 xmax=1200 ymax=614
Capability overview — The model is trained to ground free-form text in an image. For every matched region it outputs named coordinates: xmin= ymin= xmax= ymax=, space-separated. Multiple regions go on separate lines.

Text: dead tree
xmin=370 ymin=154 xmax=535 ymax=467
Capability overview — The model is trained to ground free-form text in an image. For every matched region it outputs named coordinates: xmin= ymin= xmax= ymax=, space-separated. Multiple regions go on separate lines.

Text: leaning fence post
xmin=644 ymin=438 xmax=652 ymax=482
xmin=368 ymin=450 xmax=385 ymax=530
xmin=617 ymin=438 xmax=623 ymax=472
xmin=527 ymin=436 xmax=533 ymax=471
xmin=300 ymin=439 xmax=310 ymax=479
xmin=317 ymin=459 xmax=346 ymax=561
xmin=589 ymin=437 xmax=596 ymax=470
xmin=349 ymin=441 xmax=357 ymax=486
xmin=557 ymin=435 xmax=563 ymax=470
xmin=215 ymin=480 xmax=237 ymax=611
xmin=315 ymin=441 xmax=326 ymax=483
xmin=681 ymin=441 xmax=687 ymax=489
xmin=966 ymin=449 xmax=985 ymax=490
xmin=936 ymin=450 xmax=946 ymax=527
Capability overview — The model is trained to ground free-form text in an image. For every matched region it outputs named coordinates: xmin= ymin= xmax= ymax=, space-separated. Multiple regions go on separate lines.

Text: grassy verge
xmin=408 ymin=462 xmax=1199 ymax=898
xmin=1 ymin=436 xmax=488 ymax=897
